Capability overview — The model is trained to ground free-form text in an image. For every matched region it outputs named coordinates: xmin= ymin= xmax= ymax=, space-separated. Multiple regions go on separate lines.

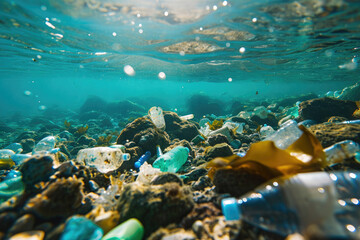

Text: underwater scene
xmin=0 ymin=0 xmax=360 ymax=239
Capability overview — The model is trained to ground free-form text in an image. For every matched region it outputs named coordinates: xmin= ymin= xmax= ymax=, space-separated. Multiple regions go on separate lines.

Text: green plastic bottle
xmin=102 ymin=218 xmax=144 ymax=240
xmin=152 ymin=146 xmax=189 ymax=173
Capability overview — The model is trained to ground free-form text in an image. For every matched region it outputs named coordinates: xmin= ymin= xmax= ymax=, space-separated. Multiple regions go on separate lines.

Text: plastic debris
xmin=11 ymin=153 xmax=32 ymax=165
xmin=95 ymin=184 xmax=120 ymax=211
xmin=136 ymin=162 xmax=162 ymax=184
xmin=32 ymin=136 xmax=56 ymax=154
xmin=254 ymin=106 xmax=269 ymax=119
xmin=102 ymin=218 xmax=144 ymax=240
xmin=60 ymin=216 xmax=103 ymax=240
xmin=324 ymin=140 xmax=360 ymax=165
xmin=191 ymin=135 xmax=205 ymax=145
xmin=265 ymin=120 xmax=303 ymax=149
xmin=0 ymin=149 xmax=15 ymax=169
xmin=179 ymin=114 xmax=194 ymax=121
xmin=109 ymin=144 xmax=126 ymax=152
xmin=135 ymin=151 xmax=151 ymax=170
xmin=153 ymin=146 xmax=189 ymax=173
xmin=156 ymin=145 xmax=163 ymax=157
xmin=199 ymin=118 xmax=211 ymax=128
xmin=148 ymin=106 xmax=166 ymax=130
xmin=76 ymin=147 xmax=129 ymax=173
xmin=222 ymin=171 xmax=360 ymax=239
xmin=0 ymin=175 xmax=24 ymax=204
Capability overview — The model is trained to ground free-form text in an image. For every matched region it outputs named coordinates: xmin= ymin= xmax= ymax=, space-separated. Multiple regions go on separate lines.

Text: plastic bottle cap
xmin=221 ymin=197 xmax=241 ymax=221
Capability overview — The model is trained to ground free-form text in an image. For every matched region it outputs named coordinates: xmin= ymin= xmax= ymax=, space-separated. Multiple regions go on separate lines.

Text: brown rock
xmin=309 ymin=123 xmax=360 ymax=148
xmin=164 ymin=111 xmax=200 ymax=141
xmin=299 ymin=97 xmax=358 ymax=123
xmin=116 ymin=117 xmax=171 ymax=156
xmin=181 ymin=203 xmax=222 ymax=229
xmin=207 ymin=134 xmax=229 ymax=146
xmin=8 ymin=214 xmax=35 ymax=236
xmin=24 ymin=177 xmax=84 ymax=219
xmin=117 ymin=182 xmax=194 ymax=236
xmin=204 ymin=143 xmax=233 ymax=161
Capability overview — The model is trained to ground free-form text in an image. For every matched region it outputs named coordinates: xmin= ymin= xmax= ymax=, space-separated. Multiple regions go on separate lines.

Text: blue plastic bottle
xmin=222 ymin=171 xmax=360 ymax=239
xmin=134 ymin=151 xmax=151 ymax=170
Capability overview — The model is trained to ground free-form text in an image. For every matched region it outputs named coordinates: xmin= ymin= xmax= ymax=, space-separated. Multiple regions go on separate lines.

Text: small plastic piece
xmin=222 ymin=171 xmax=360 ymax=238
xmin=259 ymin=125 xmax=275 ymax=139
xmin=156 ymin=145 xmax=163 ymax=157
xmin=32 ymin=136 xmax=56 ymax=154
xmin=60 ymin=216 xmax=103 ymax=240
xmin=254 ymin=106 xmax=269 ymax=119
xmin=4 ymin=143 xmax=23 ymax=154
xmin=11 ymin=154 xmax=32 ymax=165
xmin=324 ymin=140 xmax=360 ymax=165
xmin=148 ymin=106 xmax=166 ymax=130
xmin=76 ymin=147 xmax=128 ymax=173
xmin=134 ymin=151 xmax=151 ymax=170
xmin=102 ymin=218 xmax=144 ymax=240
xmin=265 ymin=120 xmax=303 ymax=149
xmin=191 ymin=135 xmax=205 ymax=145
xmin=179 ymin=114 xmax=194 ymax=121
xmin=152 ymin=146 xmax=189 ymax=173
xmin=109 ymin=145 xmax=126 ymax=152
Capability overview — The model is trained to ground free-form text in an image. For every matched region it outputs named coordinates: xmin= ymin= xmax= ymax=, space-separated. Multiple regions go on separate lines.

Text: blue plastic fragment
xmin=135 ymin=151 xmax=151 ymax=170
xmin=60 ymin=216 xmax=103 ymax=240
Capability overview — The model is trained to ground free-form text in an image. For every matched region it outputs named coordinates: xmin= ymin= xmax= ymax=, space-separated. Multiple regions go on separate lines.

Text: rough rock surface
xmin=116 ymin=117 xmax=171 ymax=156
xmin=299 ymin=97 xmax=358 ymax=123
xmin=117 ymin=182 xmax=194 ymax=236
xmin=309 ymin=123 xmax=360 ymax=148
xmin=164 ymin=111 xmax=199 ymax=142
xmin=207 ymin=134 xmax=229 ymax=146
xmin=204 ymin=143 xmax=233 ymax=161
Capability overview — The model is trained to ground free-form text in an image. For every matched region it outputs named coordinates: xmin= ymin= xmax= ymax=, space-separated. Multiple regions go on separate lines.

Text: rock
xmin=8 ymin=214 xmax=35 ymax=236
xmin=76 ymin=135 xmax=96 ymax=146
xmin=0 ymin=212 xmax=17 ymax=232
xmin=250 ymin=112 xmax=278 ymax=127
xmin=204 ymin=143 xmax=233 ymax=161
xmin=207 ymin=134 xmax=229 ymax=146
xmin=19 ymin=139 xmax=35 ymax=153
xmin=327 ymin=116 xmax=348 ymax=123
xmin=180 ymin=203 xmax=222 ymax=229
xmin=79 ymin=111 xmax=103 ymax=122
xmin=181 ymin=168 xmax=207 ymax=184
xmin=191 ymin=176 xmax=213 ymax=191
xmin=80 ymin=96 xmax=108 ymax=113
xmin=116 ymin=117 xmax=171 ymax=156
xmin=19 ymin=155 xmax=54 ymax=192
xmin=340 ymin=82 xmax=360 ymax=101
xmin=161 ymin=41 xmax=222 ymax=54
xmin=309 ymin=123 xmax=360 ymax=148
xmin=150 ymin=173 xmax=183 ymax=186
xmin=24 ymin=177 xmax=84 ymax=219
xmin=0 ymin=122 xmax=13 ymax=133
xmin=105 ymin=100 xmax=145 ymax=116
xmin=148 ymin=228 xmax=196 ymax=240
xmin=276 ymin=93 xmax=318 ymax=107
xmin=9 ymin=230 xmax=45 ymax=240
xmin=298 ymin=97 xmax=358 ymax=123
xmin=15 ymin=131 xmax=37 ymax=143
xmin=163 ymin=112 xmax=200 ymax=141
xmin=117 ymin=182 xmax=194 ymax=236
xmin=118 ymin=146 xmax=143 ymax=172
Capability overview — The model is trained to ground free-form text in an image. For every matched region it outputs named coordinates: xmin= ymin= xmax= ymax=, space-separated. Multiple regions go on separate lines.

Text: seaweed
xmin=64 ymin=120 xmax=72 ymax=129
xmin=208 ymin=119 xmax=223 ymax=130
xmin=96 ymin=135 xmax=113 ymax=146
xmin=75 ymin=125 xmax=89 ymax=136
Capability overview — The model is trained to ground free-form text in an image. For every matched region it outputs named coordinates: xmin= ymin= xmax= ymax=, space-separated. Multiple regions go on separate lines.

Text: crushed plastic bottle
xmin=324 ymin=140 xmax=360 ymax=165
xmin=152 ymin=146 xmax=189 ymax=173
xmin=76 ymin=147 xmax=130 ymax=173
xmin=32 ymin=136 xmax=56 ymax=154
xmin=102 ymin=218 xmax=144 ymax=240
xmin=60 ymin=216 xmax=103 ymax=240
xmin=221 ymin=171 xmax=360 ymax=239
xmin=134 ymin=151 xmax=151 ymax=170
xmin=148 ymin=106 xmax=166 ymax=130
xmin=265 ymin=120 xmax=303 ymax=149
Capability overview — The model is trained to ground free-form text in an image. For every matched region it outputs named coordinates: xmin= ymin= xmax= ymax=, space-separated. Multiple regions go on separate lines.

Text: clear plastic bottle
xmin=221 ymin=171 xmax=360 ymax=239
xmin=265 ymin=120 xmax=303 ymax=149
xmin=152 ymin=146 xmax=189 ymax=173
xmin=324 ymin=140 xmax=360 ymax=165
xmin=148 ymin=106 xmax=166 ymax=130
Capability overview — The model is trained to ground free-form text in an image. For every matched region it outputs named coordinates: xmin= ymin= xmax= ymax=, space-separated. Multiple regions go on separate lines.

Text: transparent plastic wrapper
xmin=265 ymin=120 xmax=303 ymax=149
xmin=148 ymin=106 xmax=166 ymax=130
xmin=324 ymin=140 xmax=360 ymax=165
xmin=76 ymin=147 xmax=130 ymax=173
xmin=32 ymin=136 xmax=56 ymax=154
xmin=136 ymin=162 xmax=161 ymax=184
xmin=222 ymin=171 xmax=360 ymax=239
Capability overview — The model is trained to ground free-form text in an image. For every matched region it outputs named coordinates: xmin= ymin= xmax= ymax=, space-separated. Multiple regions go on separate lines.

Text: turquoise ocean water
xmin=0 ymin=0 xmax=359 ymax=116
